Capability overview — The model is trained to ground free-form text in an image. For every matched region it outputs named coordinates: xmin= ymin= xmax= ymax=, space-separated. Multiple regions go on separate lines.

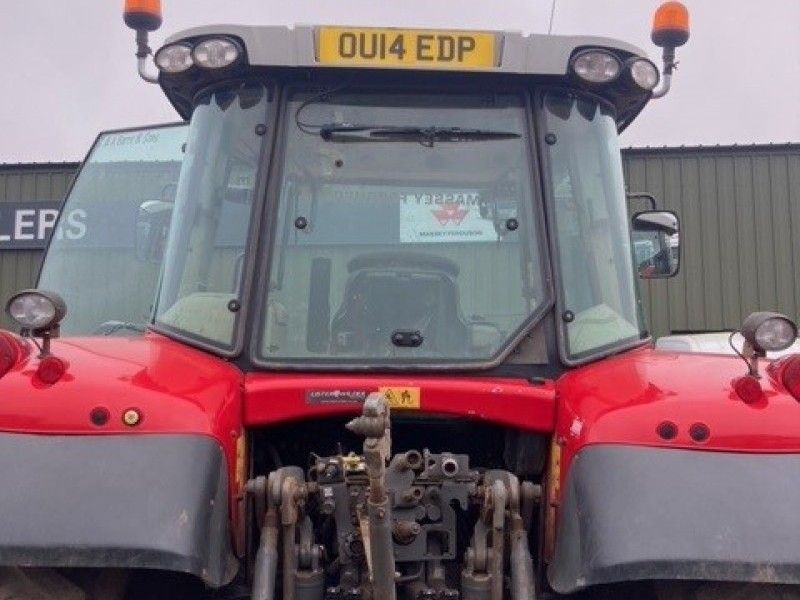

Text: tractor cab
xmin=36 ymin=18 xmax=685 ymax=372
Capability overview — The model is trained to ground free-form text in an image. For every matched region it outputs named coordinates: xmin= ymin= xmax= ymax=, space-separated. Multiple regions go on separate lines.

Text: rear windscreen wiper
xmin=318 ymin=124 xmax=520 ymax=145
xmin=93 ymin=321 xmax=147 ymax=336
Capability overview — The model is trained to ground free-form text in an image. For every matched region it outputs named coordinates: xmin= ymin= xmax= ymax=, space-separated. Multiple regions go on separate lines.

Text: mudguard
xmin=0 ymin=433 xmax=237 ymax=587
xmin=548 ymin=445 xmax=800 ymax=593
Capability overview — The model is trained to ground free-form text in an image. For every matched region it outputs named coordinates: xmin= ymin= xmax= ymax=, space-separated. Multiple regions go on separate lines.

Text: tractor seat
xmin=331 ymin=252 xmax=469 ymax=356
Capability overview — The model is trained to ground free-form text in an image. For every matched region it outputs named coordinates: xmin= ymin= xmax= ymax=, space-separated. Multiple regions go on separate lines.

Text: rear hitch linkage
xmin=247 ymin=394 xmax=539 ymax=600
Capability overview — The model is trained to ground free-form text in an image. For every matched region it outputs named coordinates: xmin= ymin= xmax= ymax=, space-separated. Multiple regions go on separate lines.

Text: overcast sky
xmin=0 ymin=0 xmax=797 ymax=163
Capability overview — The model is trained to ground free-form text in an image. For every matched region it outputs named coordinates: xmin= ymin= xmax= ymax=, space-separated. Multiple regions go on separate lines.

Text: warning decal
xmin=379 ymin=387 xmax=421 ymax=410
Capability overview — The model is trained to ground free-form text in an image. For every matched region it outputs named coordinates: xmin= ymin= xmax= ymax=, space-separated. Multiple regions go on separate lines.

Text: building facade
xmin=1 ymin=143 xmax=799 ymax=336
xmin=625 ymin=143 xmax=800 ymax=337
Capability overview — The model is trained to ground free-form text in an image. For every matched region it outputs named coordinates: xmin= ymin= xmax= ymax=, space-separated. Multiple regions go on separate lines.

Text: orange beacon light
xmin=124 ymin=0 xmax=163 ymax=32
xmin=652 ymin=1 xmax=690 ymax=48
xmin=123 ymin=0 xmax=163 ymax=83
xmin=649 ymin=2 xmax=690 ymax=99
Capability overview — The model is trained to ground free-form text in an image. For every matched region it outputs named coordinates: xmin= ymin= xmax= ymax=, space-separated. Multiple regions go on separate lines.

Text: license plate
xmin=317 ymin=27 xmax=498 ymax=70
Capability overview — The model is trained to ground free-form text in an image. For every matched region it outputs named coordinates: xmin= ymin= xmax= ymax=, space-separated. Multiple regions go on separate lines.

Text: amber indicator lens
xmin=122 ymin=408 xmax=143 ymax=427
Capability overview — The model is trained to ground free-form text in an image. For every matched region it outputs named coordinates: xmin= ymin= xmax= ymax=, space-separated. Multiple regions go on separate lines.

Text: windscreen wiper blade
xmin=319 ymin=124 xmax=520 ymax=145
xmin=94 ymin=321 xmax=147 ymax=336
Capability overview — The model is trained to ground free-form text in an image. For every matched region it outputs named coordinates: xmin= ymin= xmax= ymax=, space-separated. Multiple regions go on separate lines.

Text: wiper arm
xmin=93 ymin=321 xmax=147 ymax=336
xmin=319 ymin=124 xmax=520 ymax=145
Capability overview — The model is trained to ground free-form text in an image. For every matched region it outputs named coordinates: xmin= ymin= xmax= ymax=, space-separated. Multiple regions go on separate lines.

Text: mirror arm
xmin=627 ymin=192 xmax=657 ymax=211
xmin=135 ymin=30 xmax=160 ymax=85
xmin=651 ymin=46 xmax=677 ymax=100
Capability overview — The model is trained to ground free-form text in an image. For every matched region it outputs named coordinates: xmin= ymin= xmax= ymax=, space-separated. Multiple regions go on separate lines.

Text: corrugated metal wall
xmin=623 ymin=144 xmax=800 ymax=337
xmin=0 ymin=163 xmax=78 ymax=329
xmin=1 ymin=143 xmax=798 ymax=337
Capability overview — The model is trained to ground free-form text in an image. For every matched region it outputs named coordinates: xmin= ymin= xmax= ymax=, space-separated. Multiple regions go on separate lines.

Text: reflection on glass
xmin=38 ymin=125 xmax=187 ymax=335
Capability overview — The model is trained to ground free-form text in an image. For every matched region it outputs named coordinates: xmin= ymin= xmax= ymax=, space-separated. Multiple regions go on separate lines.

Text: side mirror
xmin=631 ymin=210 xmax=680 ymax=279
xmin=135 ymin=200 xmax=173 ymax=263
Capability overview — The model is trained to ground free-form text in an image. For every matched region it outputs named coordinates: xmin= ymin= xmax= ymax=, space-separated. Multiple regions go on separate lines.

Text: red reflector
xmin=781 ymin=356 xmax=800 ymax=400
xmin=732 ymin=375 xmax=764 ymax=404
xmin=0 ymin=332 xmax=20 ymax=378
xmin=36 ymin=356 xmax=66 ymax=385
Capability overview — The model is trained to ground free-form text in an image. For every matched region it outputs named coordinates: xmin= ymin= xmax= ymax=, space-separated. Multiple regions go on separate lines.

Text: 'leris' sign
xmin=0 ymin=202 xmax=83 ymax=251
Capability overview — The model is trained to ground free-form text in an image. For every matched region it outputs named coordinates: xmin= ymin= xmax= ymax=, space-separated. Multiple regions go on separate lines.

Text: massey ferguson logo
xmin=399 ymin=190 xmax=496 ymax=243
xmin=432 ymin=202 xmax=469 ymax=226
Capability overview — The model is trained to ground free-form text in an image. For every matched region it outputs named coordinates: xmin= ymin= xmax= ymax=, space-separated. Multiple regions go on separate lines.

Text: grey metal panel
xmin=165 ymin=25 xmax=646 ymax=74
xmin=771 ymin=154 xmax=795 ymax=319
xmin=697 ymin=156 xmax=722 ymax=331
xmin=0 ymin=433 xmax=236 ymax=587
xmin=714 ymin=155 xmax=742 ymax=326
xmin=790 ymin=154 xmax=800 ymax=326
xmin=550 ymin=444 xmax=800 ymax=593
xmin=623 ymin=144 xmax=800 ymax=337
xmin=0 ymin=164 xmax=77 ymax=329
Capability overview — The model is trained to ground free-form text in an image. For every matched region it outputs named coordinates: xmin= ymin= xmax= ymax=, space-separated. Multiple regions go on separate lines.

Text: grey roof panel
xmin=165 ymin=24 xmax=647 ymax=75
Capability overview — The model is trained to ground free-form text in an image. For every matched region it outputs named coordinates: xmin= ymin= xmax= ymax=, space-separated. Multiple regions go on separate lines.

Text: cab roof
xmin=159 ymin=25 xmax=652 ymax=129
xmin=165 ymin=24 xmax=646 ymax=75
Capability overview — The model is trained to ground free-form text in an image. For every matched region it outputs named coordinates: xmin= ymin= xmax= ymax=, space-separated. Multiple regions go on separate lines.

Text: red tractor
xmin=1 ymin=2 xmax=798 ymax=598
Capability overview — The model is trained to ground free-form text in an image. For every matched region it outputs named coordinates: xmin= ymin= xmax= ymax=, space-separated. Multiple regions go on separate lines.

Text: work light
xmin=6 ymin=290 xmax=66 ymax=333
xmin=741 ymin=312 xmax=798 ymax=354
xmin=154 ymin=43 xmax=194 ymax=74
xmin=192 ymin=38 xmax=242 ymax=70
xmin=627 ymin=58 xmax=660 ymax=92
xmin=570 ymin=49 xmax=621 ymax=84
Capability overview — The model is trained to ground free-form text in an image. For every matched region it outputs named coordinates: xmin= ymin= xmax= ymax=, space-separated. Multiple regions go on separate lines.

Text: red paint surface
xmin=771 ymin=354 xmax=800 ymax=401
xmin=0 ymin=332 xmax=243 ymax=439
xmin=554 ymin=346 xmax=800 ymax=481
xmin=244 ymin=373 xmax=556 ymax=431
xmin=0 ymin=331 xmax=245 ymax=539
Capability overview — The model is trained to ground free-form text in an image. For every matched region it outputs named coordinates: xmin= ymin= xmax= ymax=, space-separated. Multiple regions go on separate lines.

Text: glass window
xmin=155 ymin=84 xmax=270 ymax=348
xmin=38 ymin=124 xmax=187 ymax=335
xmin=259 ymin=90 xmax=546 ymax=364
xmin=542 ymin=93 xmax=645 ymax=359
